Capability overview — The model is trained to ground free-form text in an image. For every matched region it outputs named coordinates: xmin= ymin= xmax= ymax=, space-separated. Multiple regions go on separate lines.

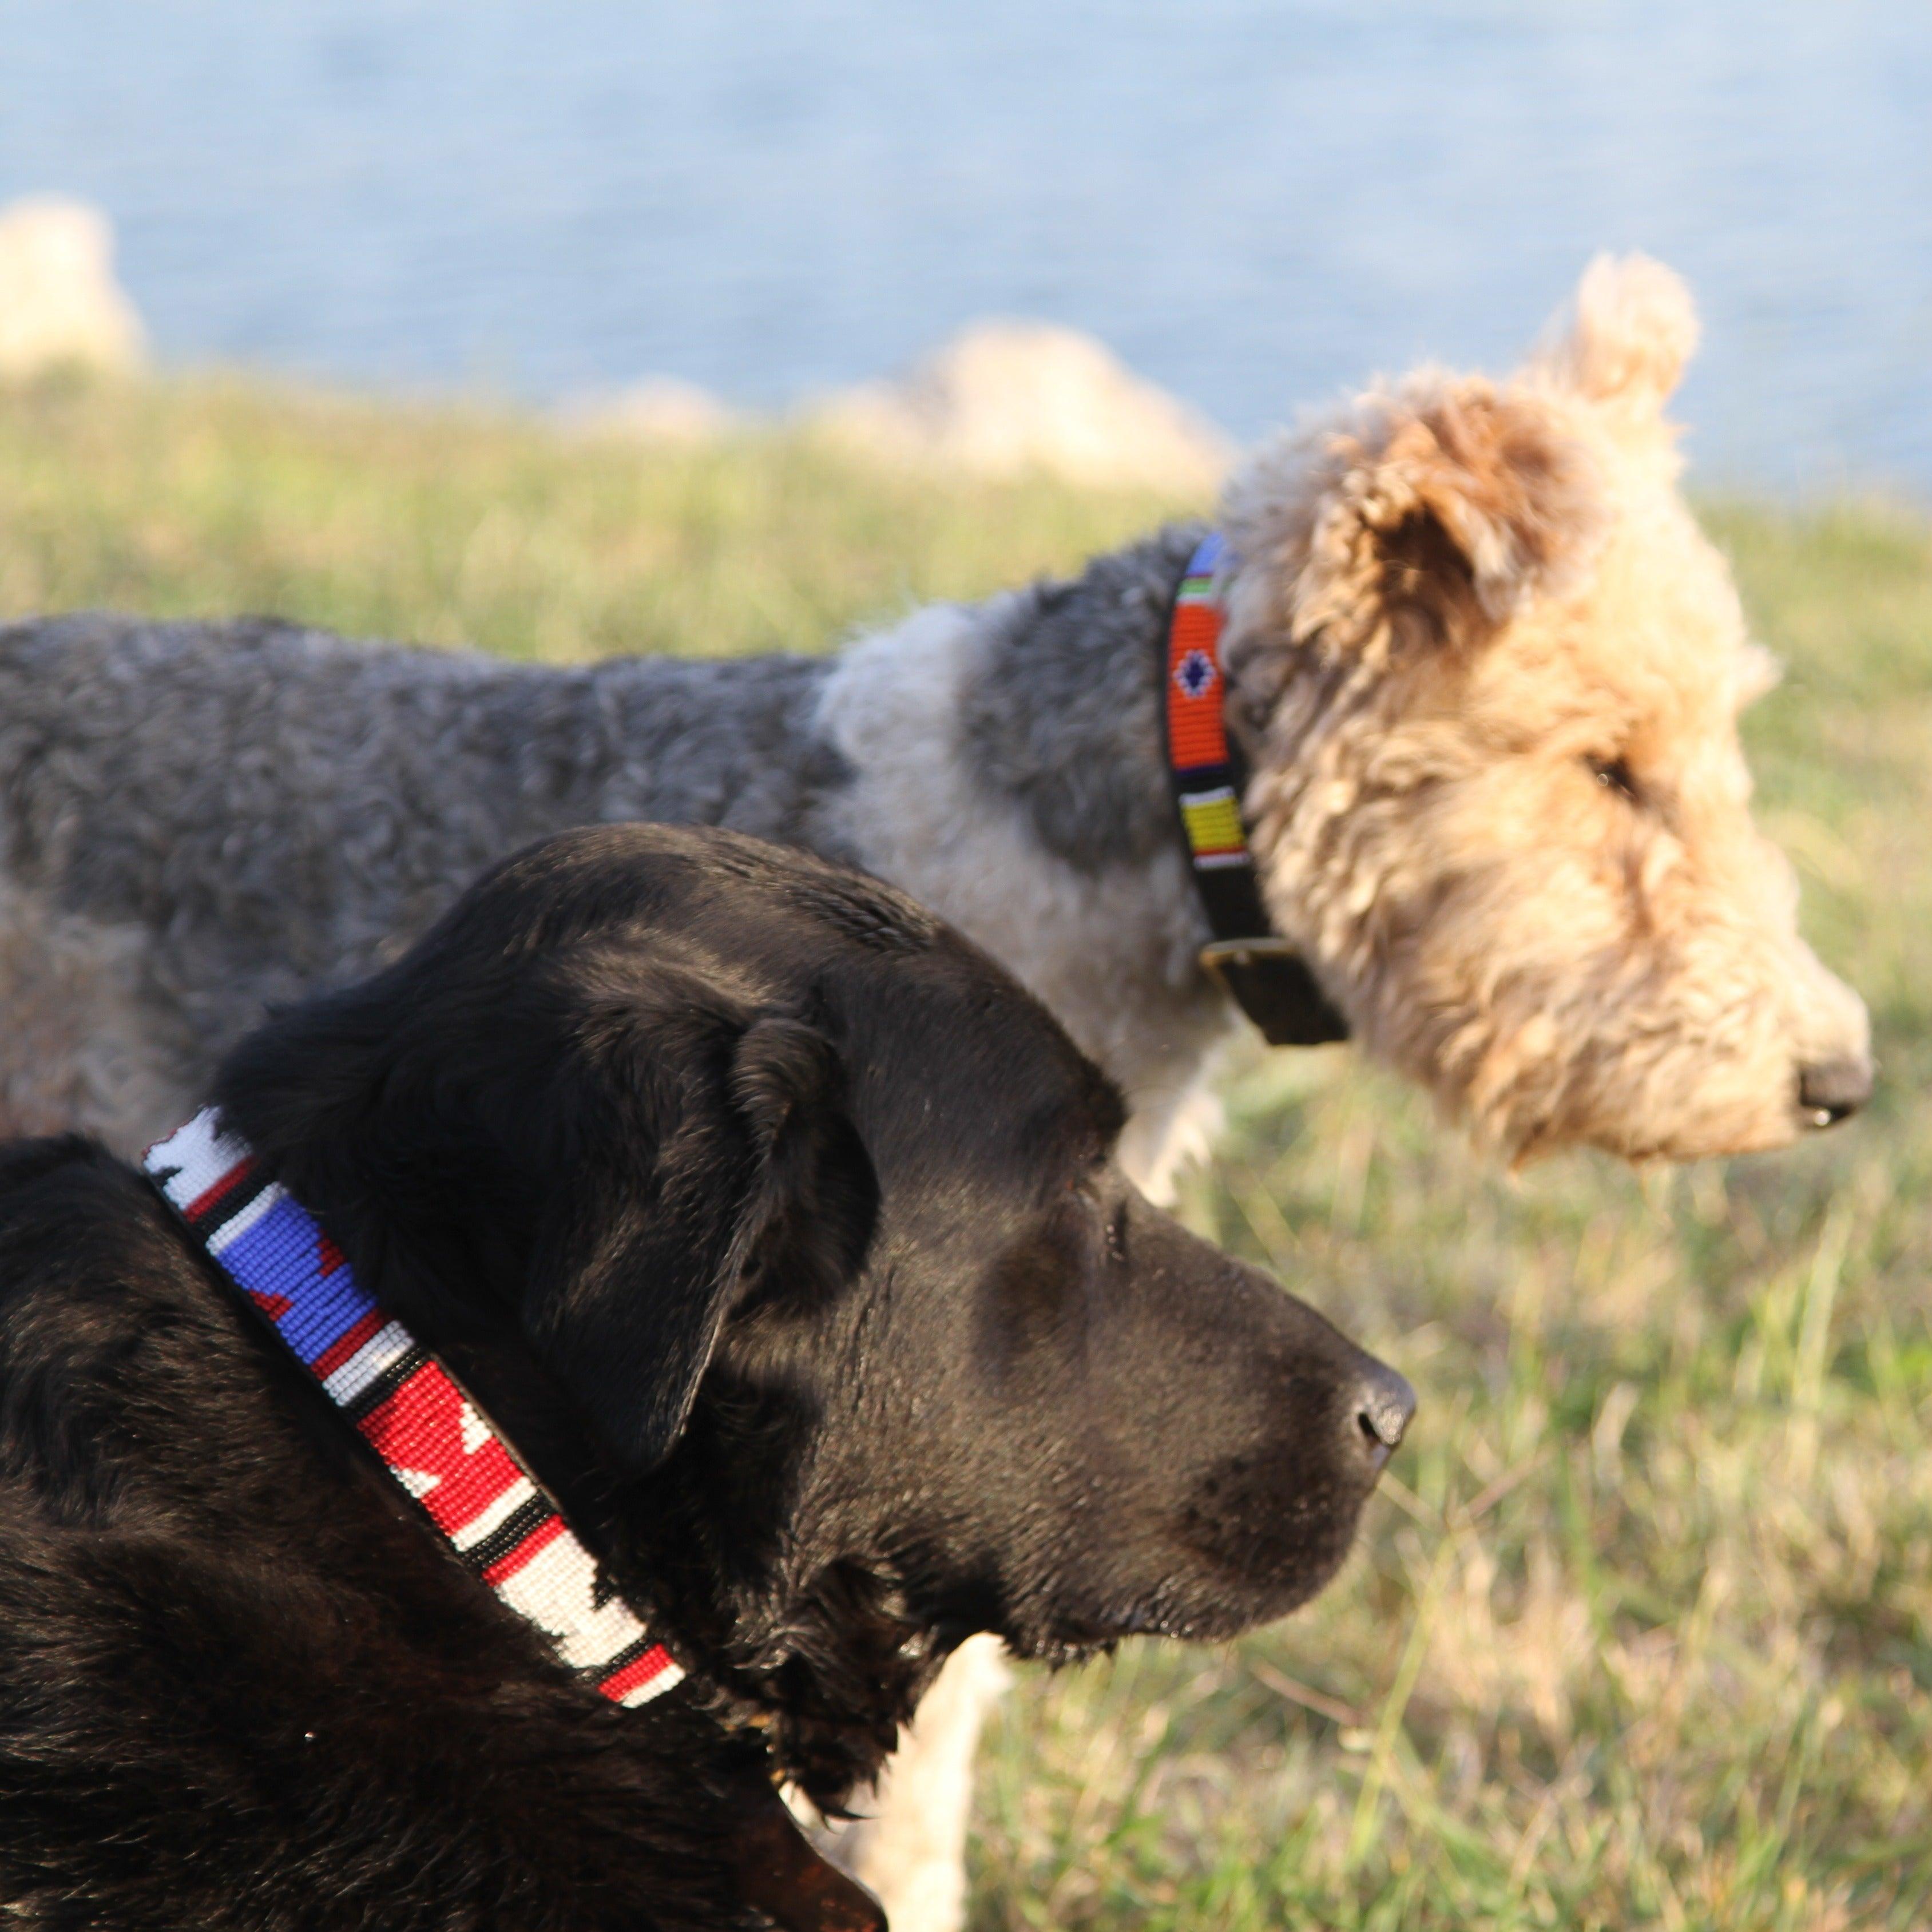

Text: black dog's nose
xmin=1799 ymin=1056 xmax=1873 ymax=1128
xmin=1353 ymin=1361 xmax=1415 ymax=1463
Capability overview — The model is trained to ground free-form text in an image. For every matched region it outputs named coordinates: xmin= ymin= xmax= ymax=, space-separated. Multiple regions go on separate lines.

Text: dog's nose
xmin=1352 ymin=1360 xmax=1415 ymax=1467
xmin=1799 ymin=1056 xmax=1873 ymax=1128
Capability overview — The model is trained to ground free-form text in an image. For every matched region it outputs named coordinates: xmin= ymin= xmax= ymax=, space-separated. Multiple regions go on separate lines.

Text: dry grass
xmin=2 ymin=374 xmax=1927 ymax=1930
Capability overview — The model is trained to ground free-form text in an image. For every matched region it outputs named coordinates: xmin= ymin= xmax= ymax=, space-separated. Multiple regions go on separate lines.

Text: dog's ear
xmin=523 ymin=1007 xmax=879 ymax=1472
xmin=1224 ymin=376 xmax=1606 ymax=662
xmin=213 ymin=953 xmax=879 ymax=1476
xmin=1535 ymin=252 xmax=1699 ymax=420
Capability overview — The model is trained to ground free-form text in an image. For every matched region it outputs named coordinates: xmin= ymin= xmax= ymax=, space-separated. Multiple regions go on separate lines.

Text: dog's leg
xmin=818 ymin=1634 xmax=1012 ymax=1932
xmin=1116 ymin=1066 xmax=1226 ymax=1206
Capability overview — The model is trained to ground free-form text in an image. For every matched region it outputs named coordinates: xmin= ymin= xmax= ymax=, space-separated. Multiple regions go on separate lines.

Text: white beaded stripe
xmin=204 ymin=1177 xmax=288 ymax=1253
xmin=319 ymin=1321 xmax=416 ymax=1406
xmin=147 ymin=1109 xmax=248 ymax=1210
xmin=615 ymin=1672 xmax=679 ymax=1709
xmin=449 ymin=1475 xmax=542 ymax=1553
xmin=493 ymin=1532 xmax=649 ymax=1665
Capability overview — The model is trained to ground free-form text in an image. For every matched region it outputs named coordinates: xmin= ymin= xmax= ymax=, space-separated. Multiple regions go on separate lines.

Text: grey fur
xmin=959 ymin=523 xmax=1202 ymax=871
xmin=0 ymin=613 xmax=851 ymax=1088
xmin=0 ymin=537 xmax=1216 ymax=1157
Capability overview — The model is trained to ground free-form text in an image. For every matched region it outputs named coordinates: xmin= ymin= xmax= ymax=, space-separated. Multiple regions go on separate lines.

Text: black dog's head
xmin=214 ymin=826 xmax=1410 ymax=1801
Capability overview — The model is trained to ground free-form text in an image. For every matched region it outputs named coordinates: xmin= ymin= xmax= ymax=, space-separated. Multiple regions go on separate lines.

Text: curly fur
xmin=1220 ymin=256 xmax=1867 ymax=1157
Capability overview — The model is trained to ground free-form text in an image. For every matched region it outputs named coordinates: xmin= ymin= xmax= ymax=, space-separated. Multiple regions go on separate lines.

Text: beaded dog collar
xmin=1161 ymin=531 xmax=1350 ymax=1048
xmin=144 ymin=1109 xmax=684 ymax=1710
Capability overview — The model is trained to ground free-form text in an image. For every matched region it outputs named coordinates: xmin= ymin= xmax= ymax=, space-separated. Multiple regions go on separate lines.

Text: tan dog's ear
xmin=1225 ymin=377 xmax=1605 ymax=661
xmin=1537 ymin=252 xmax=1699 ymax=417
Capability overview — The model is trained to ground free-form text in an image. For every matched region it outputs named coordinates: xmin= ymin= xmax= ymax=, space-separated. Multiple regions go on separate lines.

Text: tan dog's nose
xmin=1799 ymin=1056 xmax=1873 ymax=1128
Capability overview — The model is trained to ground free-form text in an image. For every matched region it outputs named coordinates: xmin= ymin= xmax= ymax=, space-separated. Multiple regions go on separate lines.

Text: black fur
xmin=0 ymin=826 xmax=1405 ymax=1927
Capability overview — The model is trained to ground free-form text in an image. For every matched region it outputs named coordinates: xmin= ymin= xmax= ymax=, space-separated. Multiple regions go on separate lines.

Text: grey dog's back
xmin=0 ymin=613 xmax=851 ymax=1078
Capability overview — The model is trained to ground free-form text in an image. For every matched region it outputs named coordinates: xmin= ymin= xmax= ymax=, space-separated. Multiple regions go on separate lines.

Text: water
xmin=3 ymin=1 xmax=1930 ymax=493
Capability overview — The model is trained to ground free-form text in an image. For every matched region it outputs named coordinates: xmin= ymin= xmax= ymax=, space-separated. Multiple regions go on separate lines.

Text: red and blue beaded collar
xmin=144 ymin=1110 xmax=684 ymax=1711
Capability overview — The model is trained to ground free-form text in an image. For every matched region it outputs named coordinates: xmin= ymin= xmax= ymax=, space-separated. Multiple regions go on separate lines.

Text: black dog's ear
xmin=526 ymin=1011 xmax=879 ymax=1472
xmin=216 ymin=953 xmax=879 ymax=1478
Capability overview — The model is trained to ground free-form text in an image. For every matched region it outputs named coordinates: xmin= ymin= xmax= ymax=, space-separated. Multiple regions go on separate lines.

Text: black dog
xmin=0 ymin=826 xmax=1410 ymax=1930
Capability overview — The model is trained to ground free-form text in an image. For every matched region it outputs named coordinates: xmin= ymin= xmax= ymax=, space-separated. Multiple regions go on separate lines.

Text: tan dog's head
xmin=1220 ymin=255 xmax=1870 ymax=1162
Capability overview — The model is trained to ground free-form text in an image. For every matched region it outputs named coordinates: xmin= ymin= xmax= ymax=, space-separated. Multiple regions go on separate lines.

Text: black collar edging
xmin=1160 ymin=533 xmax=1349 ymax=1047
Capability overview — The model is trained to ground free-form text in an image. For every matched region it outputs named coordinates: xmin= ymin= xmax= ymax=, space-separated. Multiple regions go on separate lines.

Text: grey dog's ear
xmin=522 ymin=1008 xmax=879 ymax=1472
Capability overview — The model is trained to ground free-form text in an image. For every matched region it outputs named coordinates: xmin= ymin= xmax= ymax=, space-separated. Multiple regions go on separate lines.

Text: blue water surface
xmin=2 ymin=1 xmax=1929 ymax=492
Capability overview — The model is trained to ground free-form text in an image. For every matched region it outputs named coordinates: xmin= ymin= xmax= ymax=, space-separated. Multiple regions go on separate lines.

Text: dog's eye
xmin=1589 ymin=755 xmax=1639 ymax=803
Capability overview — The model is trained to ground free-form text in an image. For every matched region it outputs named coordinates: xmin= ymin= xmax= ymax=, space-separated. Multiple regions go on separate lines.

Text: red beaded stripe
xmin=182 ymin=1154 xmax=260 ymax=1224
xmin=1166 ymin=598 xmax=1231 ymax=772
xmin=310 ymin=1307 xmax=386 ymax=1382
xmin=600 ymin=1644 xmax=679 ymax=1704
xmin=144 ymin=1110 xmax=685 ymax=1712
xmin=482 ymin=1514 xmax=569 ymax=1586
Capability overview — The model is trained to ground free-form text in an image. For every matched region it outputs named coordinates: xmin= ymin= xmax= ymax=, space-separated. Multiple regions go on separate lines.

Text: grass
xmin=0 ymin=371 xmax=1173 ymax=661
xmin=4 ymin=372 xmax=1930 ymax=1930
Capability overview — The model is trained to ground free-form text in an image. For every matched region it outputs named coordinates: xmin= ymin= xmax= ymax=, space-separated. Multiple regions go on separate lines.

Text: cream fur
xmin=808 ymin=610 xmax=1237 ymax=1926
xmin=815 ymin=1636 xmax=1013 ymax=1931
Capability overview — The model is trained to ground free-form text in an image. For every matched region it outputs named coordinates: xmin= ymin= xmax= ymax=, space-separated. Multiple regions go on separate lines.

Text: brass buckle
xmin=1196 ymin=936 xmax=1310 ymax=992
xmin=1196 ymin=938 xmax=1350 ymax=1047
